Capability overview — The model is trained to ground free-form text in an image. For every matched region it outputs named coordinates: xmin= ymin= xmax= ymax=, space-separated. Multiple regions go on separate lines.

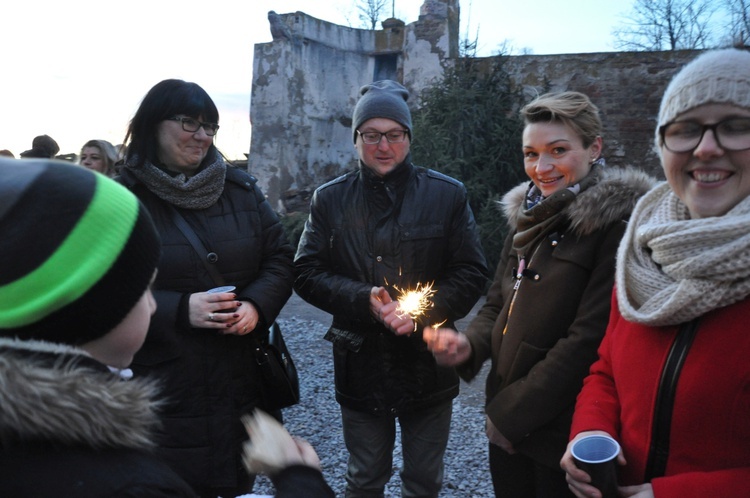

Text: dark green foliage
xmin=411 ymin=56 xmax=527 ymax=271
xmin=280 ymin=211 xmax=308 ymax=251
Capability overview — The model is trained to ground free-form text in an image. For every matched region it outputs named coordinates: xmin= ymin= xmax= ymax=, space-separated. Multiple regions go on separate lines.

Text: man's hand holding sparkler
xmin=422 ymin=326 xmax=472 ymax=366
xmin=370 ymin=286 xmax=416 ymax=336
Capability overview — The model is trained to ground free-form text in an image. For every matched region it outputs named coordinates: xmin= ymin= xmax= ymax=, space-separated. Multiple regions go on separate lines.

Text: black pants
xmin=489 ymin=443 xmax=574 ymax=498
xmin=193 ymin=474 xmax=255 ymax=498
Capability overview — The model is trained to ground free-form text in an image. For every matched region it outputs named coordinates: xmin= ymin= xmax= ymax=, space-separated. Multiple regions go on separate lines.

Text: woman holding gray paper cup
xmin=561 ymin=49 xmax=750 ymax=498
xmin=117 ymin=79 xmax=295 ymax=498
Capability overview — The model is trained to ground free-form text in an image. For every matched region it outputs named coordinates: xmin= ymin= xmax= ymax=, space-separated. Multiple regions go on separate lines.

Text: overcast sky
xmin=2 ymin=0 xmax=630 ymax=159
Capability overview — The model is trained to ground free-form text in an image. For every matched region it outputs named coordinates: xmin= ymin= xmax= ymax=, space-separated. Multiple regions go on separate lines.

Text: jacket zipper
xmin=644 ymin=318 xmax=700 ymax=481
xmin=501 ymin=245 xmax=542 ymax=335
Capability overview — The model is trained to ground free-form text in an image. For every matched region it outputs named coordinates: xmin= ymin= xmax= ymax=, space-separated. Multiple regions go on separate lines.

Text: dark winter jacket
xmin=0 ymin=338 xmax=197 ymax=498
xmin=272 ymin=465 xmax=336 ymax=497
xmin=294 ymin=160 xmax=488 ymax=415
xmin=459 ymin=166 xmax=657 ymax=469
xmin=118 ymin=166 xmax=295 ymax=491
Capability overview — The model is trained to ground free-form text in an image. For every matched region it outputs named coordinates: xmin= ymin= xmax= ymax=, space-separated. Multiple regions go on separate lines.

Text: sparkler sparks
xmin=394 ymin=282 xmax=436 ymax=321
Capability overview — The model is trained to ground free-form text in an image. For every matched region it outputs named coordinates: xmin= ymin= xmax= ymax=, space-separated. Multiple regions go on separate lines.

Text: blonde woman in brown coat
xmin=424 ymin=91 xmax=657 ymax=497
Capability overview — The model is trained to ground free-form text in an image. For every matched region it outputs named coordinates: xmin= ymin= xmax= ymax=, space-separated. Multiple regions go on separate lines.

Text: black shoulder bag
xmin=169 ymin=205 xmax=299 ymax=410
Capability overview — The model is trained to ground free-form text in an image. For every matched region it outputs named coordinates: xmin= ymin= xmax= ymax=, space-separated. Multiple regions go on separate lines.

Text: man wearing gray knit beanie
xmin=294 ymin=80 xmax=488 ymax=497
xmin=351 ymin=80 xmax=413 ymax=143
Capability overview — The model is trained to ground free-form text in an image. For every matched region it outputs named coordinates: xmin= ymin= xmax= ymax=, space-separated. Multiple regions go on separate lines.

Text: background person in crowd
xmin=80 ymin=138 xmax=119 ymax=177
xmin=423 ymin=91 xmax=656 ymax=497
xmin=19 ymin=134 xmax=59 ymax=158
xmin=0 ymin=158 xmax=196 ymax=497
xmin=561 ymin=48 xmax=750 ymax=498
xmin=294 ymin=80 xmax=488 ymax=498
xmin=117 ymin=78 xmax=295 ymax=498
xmin=0 ymin=149 xmax=14 ymax=157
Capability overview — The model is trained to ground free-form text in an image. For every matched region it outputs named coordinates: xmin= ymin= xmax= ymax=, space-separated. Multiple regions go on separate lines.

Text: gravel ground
xmin=251 ymin=293 xmax=493 ymax=497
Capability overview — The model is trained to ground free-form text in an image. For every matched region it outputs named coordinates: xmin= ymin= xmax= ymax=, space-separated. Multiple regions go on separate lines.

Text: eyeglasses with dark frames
xmin=167 ymin=116 xmax=220 ymax=136
xmin=356 ymin=129 xmax=409 ymax=145
xmin=659 ymin=117 xmax=750 ymax=153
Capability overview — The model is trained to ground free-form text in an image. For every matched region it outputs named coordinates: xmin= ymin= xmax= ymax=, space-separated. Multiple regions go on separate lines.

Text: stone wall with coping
xmin=250 ymin=2 xmax=698 ymax=213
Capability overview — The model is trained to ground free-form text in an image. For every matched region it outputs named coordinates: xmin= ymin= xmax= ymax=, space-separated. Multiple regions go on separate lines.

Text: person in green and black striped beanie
xmin=0 ymin=158 xmax=203 ymax=496
xmin=0 ymin=158 xmax=161 ymax=365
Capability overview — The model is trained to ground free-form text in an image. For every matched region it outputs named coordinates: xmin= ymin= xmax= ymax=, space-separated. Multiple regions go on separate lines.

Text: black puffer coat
xmin=118 ymin=166 xmax=295 ymax=491
xmin=294 ymin=160 xmax=488 ymax=415
xmin=0 ymin=338 xmax=197 ymax=498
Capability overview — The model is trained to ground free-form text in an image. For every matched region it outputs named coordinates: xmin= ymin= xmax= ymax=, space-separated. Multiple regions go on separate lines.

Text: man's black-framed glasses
xmin=659 ymin=117 xmax=750 ymax=153
xmin=167 ymin=116 xmax=220 ymax=136
xmin=356 ymin=129 xmax=409 ymax=145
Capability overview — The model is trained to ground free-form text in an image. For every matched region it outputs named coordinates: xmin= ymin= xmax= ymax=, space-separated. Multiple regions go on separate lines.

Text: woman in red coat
xmin=561 ymin=48 xmax=750 ymax=498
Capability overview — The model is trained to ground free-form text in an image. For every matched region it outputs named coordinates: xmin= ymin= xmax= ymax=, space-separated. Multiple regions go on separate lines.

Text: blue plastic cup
xmin=571 ymin=435 xmax=620 ymax=498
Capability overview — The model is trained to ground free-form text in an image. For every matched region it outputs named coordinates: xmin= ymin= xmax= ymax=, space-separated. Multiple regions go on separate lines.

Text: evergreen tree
xmin=411 ymin=56 xmax=526 ymax=271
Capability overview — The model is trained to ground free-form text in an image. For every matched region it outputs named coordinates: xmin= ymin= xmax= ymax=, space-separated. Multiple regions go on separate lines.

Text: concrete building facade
xmin=249 ymin=0 xmax=698 ymax=212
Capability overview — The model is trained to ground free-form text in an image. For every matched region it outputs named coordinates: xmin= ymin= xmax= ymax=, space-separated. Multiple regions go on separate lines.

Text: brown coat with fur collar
xmin=458 ymin=166 xmax=657 ymax=469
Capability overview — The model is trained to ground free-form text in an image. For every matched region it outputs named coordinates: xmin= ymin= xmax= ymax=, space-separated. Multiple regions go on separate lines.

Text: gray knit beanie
xmin=656 ymin=49 xmax=750 ymax=150
xmin=352 ymin=80 xmax=412 ymax=143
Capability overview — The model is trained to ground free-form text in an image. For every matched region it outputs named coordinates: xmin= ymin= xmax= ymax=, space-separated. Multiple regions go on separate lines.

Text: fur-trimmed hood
xmin=0 ymin=338 xmax=161 ymax=450
xmin=501 ymin=166 xmax=658 ymax=236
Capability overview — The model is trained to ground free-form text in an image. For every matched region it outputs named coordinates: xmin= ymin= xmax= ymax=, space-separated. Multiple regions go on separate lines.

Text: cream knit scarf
xmin=616 ymin=182 xmax=750 ymax=326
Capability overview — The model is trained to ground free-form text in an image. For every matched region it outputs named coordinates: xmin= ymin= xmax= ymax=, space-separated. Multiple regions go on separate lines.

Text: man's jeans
xmin=341 ymin=401 xmax=452 ymax=498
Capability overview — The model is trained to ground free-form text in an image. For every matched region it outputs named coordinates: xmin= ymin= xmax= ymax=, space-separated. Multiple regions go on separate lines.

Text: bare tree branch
xmin=613 ymin=0 xmax=717 ymax=51
xmin=723 ymin=0 xmax=750 ymax=46
xmin=357 ymin=0 xmax=388 ymax=30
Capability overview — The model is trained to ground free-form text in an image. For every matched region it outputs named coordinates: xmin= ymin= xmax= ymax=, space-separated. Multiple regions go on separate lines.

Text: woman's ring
xmin=208 ymin=313 xmax=215 ymax=321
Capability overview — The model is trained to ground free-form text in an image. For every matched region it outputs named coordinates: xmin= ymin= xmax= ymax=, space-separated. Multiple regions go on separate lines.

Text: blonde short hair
xmin=520 ymin=91 xmax=602 ymax=148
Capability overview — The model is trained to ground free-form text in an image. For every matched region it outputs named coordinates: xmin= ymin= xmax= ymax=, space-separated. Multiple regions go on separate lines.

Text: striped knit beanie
xmin=0 ymin=159 xmax=160 ymax=346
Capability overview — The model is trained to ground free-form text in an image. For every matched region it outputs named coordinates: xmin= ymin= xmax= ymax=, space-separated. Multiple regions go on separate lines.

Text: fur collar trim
xmin=0 ymin=338 xmax=161 ymax=450
xmin=501 ymin=166 xmax=658 ymax=236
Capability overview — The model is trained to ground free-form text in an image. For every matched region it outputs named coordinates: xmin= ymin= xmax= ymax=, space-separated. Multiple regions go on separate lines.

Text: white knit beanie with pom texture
xmin=656 ymin=48 xmax=750 ymax=150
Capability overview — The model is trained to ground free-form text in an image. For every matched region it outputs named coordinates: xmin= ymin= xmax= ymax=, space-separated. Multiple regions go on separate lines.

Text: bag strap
xmin=168 ymin=205 xmax=226 ymax=287
xmin=167 ymin=198 xmax=276 ymax=354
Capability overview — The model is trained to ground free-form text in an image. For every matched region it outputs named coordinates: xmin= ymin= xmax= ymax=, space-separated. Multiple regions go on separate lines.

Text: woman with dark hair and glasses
xmin=117 ymin=79 xmax=295 ymax=498
xmin=561 ymin=49 xmax=750 ymax=498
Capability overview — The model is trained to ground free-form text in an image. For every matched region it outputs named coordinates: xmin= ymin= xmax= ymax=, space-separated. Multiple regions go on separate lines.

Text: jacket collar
xmin=501 ymin=166 xmax=658 ymax=236
xmin=0 ymin=338 xmax=160 ymax=450
xmin=360 ymin=155 xmax=414 ymax=190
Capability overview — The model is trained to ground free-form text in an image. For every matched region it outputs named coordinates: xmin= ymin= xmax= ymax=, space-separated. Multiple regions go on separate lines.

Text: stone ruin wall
xmin=503 ymin=50 xmax=698 ymax=177
xmin=249 ymin=2 xmax=699 ymax=213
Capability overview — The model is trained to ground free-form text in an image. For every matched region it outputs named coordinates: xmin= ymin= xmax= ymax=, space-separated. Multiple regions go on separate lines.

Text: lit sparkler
xmin=394 ymin=281 xmax=436 ymax=321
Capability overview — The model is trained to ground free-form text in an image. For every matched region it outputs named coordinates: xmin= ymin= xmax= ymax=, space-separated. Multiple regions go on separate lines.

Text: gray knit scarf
xmin=124 ymin=153 xmax=227 ymax=209
xmin=616 ymin=182 xmax=750 ymax=326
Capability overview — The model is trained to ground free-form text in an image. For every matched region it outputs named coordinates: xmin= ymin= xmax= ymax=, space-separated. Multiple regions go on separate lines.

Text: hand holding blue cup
xmin=571 ymin=434 xmax=620 ymax=498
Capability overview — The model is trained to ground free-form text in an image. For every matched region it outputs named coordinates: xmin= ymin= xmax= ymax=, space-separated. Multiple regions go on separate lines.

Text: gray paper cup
xmin=571 ymin=435 xmax=620 ymax=498
xmin=207 ymin=286 xmax=236 ymax=294
xmin=207 ymin=286 xmax=237 ymax=313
